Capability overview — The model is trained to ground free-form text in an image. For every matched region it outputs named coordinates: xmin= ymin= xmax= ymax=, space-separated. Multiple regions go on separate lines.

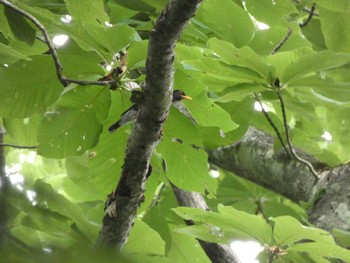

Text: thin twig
xmin=0 ymin=0 xmax=118 ymax=88
xmin=253 ymin=93 xmax=290 ymax=156
xmin=300 ymin=3 xmax=316 ymax=28
xmin=0 ymin=143 xmax=37 ymax=149
xmin=302 ymin=7 xmax=319 ymax=17
xmin=0 ymin=0 xmax=67 ymax=86
xmin=275 ymin=85 xmax=319 ymax=180
xmin=66 ymin=79 xmax=116 ymax=86
xmin=271 ymin=28 xmax=293 ymax=55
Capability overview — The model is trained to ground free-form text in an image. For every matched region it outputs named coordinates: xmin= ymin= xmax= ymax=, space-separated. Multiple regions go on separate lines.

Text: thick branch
xmin=97 ymin=0 xmax=202 ymax=250
xmin=208 ymin=127 xmax=350 ymax=232
xmin=172 ymin=184 xmax=241 ymax=263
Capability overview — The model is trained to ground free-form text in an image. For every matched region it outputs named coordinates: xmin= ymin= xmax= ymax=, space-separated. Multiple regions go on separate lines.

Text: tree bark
xmin=97 ymin=0 xmax=203 ymax=250
xmin=172 ymin=184 xmax=241 ymax=263
xmin=208 ymin=127 xmax=350 ymax=232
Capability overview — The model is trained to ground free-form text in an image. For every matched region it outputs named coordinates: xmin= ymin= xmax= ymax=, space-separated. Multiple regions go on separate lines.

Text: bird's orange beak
xmin=181 ymin=95 xmax=192 ymax=100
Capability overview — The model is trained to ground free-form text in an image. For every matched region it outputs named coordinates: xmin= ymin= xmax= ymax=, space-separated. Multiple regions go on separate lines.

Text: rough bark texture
xmin=208 ymin=127 xmax=350 ymax=232
xmin=97 ymin=0 xmax=203 ymax=250
xmin=172 ymin=184 xmax=241 ymax=263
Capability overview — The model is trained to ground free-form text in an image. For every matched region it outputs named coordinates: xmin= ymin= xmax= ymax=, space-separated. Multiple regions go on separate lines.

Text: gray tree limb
xmin=97 ymin=0 xmax=203 ymax=250
xmin=208 ymin=127 xmax=350 ymax=232
xmin=172 ymin=184 xmax=242 ymax=263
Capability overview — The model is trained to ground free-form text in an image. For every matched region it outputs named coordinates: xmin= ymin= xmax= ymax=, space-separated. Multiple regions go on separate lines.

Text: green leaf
xmin=249 ymin=26 xmax=312 ymax=55
xmin=65 ymin=91 xmax=130 ymax=199
xmin=283 ymin=51 xmax=350 ymax=83
xmin=333 ymin=228 xmax=350 ymax=248
xmin=265 ymin=47 xmax=313 ymax=80
xmin=173 ymin=205 xmax=272 ymax=244
xmin=142 ymin=187 xmax=211 ymax=263
xmin=127 ymin=40 xmax=148 ymax=68
xmin=0 ymin=55 xmax=63 ymax=118
xmin=319 ymin=6 xmax=350 ymax=52
xmin=214 ymin=84 xmax=266 ymax=103
xmin=288 ymin=242 xmax=350 ymax=262
xmin=316 ymin=0 xmax=350 ymax=12
xmin=289 ymin=76 xmax=350 ymax=102
xmin=3 ymin=115 xmax=41 ymax=146
xmin=37 ymin=86 xmax=110 ymax=158
xmin=84 ymin=24 xmax=137 ymax=55
xmin=4 ymin=5 xmax=36 ymax=45
xmin=195 ymin=0 xmax=254 ymax=47
xmin=271 ymin=216 xmax=335 ymax=246
xmin=125 ymin=219 xmax=165 ymax=256
xmin=208 ymin=38 xmax=276 ymax=81
xmin=158 ymin=108 xmax=214 ymax=194
xmin=65 ymin=0 xmax=110 ymax=25
xmin=183 ymin=57 xmax=265 ymax=87
xmin=185 ymin=89 xmax=238 ymax=132
xmin=0 ymin=42 xmax=30 ymax=64
xmin=33 ymin=180 xmax=99 ymax=242
xmin=244 ymin=0 xmax=298 ymax=26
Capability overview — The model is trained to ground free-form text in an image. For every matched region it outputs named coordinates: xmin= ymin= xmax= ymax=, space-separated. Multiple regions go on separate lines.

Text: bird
xmin=108 ymin=90 xmax=192 ymax=132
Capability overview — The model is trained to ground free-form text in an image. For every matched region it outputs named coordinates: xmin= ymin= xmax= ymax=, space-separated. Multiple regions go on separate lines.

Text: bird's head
xmin=173 ymin=90 xmax=192 ymax=102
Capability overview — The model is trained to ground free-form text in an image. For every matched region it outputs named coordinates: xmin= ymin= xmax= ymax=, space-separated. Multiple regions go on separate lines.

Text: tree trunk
xmin=208 ymin=127 xmax=350 ymax=232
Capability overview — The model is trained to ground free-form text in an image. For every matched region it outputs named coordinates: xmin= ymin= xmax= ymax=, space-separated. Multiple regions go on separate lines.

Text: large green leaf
xmin=58 ymin=23 xmax=137 ymax=60
xmin=142 ymin=187 xmax=211 ymax=263
xmin=3 ymin=115 xmax=41 ymax=145
xmin=183 ymin=58 xmax=265 ymax=87
xmin=125 ymin=219 xmax=165 ymax=256
xmin=0 ymin=42 xmax=30 ymax=64
xmin=249 ymin=26 xmax=312 ymax=55
xmin=289 ymin=76 xmax=350 ymax=102
xmin=158 ymin=108 xmax=215 ymax=194
xmin=184 ymin=89 xmax=238 ymax=132
xmin=244 ymin=0 xmax=298 ymax=26
xmin=316 ymin=0 xmax=350 ymax=12
xmin=33 ymin=180 xmax=100 ymax=242
xmin=288 ymin=243 xmax=350 ymax=262
xmin=271 ymin=216 xmax=335 ymax=246
xmin=4 ymin=5 xmax=36 ymax=45
xmin=283 ymin=51 xmax=350 ymax=83
xmin=173 ymin=205 xmax=272 ymax=244
xmin=37 ymin=86 xmax=110 ymax=158
xmin=0 ymin=55 xmax=63 ymax=118
xmin=65 ymin=0 xmax=110 ymax=25
xmin=208 ymin=38 xmax=276 ymax=82
xmin=195 ymin=0 xmax=254 ymax=47
xmin=65 ymin=90 xmax=131 ymax=199
xmin=319 ymin=6 xmax=350 ymax=52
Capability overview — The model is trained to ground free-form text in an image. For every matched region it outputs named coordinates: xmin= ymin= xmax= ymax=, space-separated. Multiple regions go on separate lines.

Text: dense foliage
xmin=1 ymin=0 xmax=350 ymax=262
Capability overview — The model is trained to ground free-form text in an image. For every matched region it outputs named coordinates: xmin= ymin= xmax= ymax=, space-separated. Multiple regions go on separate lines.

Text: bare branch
xmin=171 ymin=184 xmax=242 ymax=263
xmin=270 ymin=3 xmax=316 ymax=55
xmin=300 ymin=3 xmax=317 ymax=28
xmin=0 ymin=143 xmax=37 ymax=149
xmin=0 ymin=0 xmax=67 ymax=85
xmin=271 ymin=28 xmax=293 ymax=55
xmin=275 ymin=85 xmax=319 ymax=180
xmin=97 ymin=0 xmax=203 ymax=250
xmin=253 ymin=93 xmax=290 ymax=156
xmin=0 ymin=0 xmax=118 ymax=88
xmin=302 ymin=7 xmax=319 ymax=17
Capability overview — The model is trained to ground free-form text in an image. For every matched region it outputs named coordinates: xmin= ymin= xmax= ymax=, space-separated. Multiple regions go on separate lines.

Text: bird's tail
xmin=108 ymin=121 xmax=122 ymax=133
